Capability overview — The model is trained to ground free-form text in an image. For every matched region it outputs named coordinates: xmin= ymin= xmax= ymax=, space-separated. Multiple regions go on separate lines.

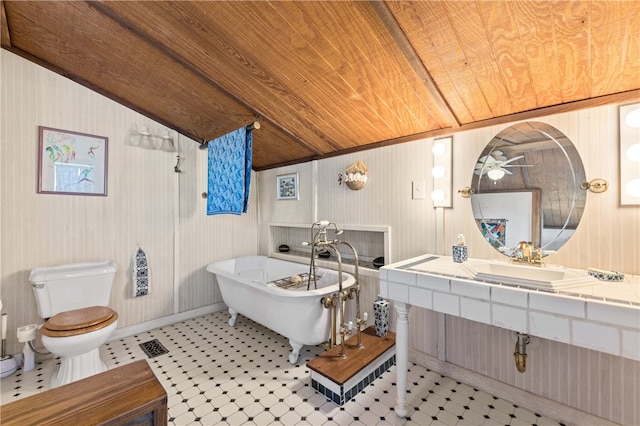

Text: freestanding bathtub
xmin=207 ymin=255 xmax=355 ymax=364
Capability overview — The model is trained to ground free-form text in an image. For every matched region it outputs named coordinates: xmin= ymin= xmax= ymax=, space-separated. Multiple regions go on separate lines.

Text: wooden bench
xmin=0 ymin=359 xmax=167 ymax=426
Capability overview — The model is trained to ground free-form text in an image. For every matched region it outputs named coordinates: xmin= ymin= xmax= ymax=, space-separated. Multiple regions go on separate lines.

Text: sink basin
xmin=461 ymin=259 xmax=599 ymax=291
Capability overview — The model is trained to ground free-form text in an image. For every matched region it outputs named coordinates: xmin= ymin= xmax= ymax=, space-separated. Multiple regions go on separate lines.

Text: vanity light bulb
xmin=432 ymin=142 xmax=446 ymax=157
xmin=431 ymin=189 xmax=446 ymax=202
xmin=626 ymin=143 xmax=640 ymax=162
xmin=625 ymin=179 xmax=640 ymax=198
xmin=432 ymin=166 xmax=446 ymax=179
xmin=624 ymin=108 xmax=640 ymax=128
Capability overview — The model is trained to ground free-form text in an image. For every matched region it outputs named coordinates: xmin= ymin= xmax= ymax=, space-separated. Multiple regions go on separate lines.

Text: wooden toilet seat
xmin=42 ymin=306 xmax=118 ymax=337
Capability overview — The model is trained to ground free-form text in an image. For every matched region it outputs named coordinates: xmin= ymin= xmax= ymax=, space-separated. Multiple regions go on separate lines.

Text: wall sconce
xmin=620 ymin=103 xmax=640 ymax=205
xmin=431 ymin=136 xmax=452 ymax=207
xmin=128 ymin=125 xmax=176 ymax=152
xmin=339 ymin=160 xmax=368 ymax=190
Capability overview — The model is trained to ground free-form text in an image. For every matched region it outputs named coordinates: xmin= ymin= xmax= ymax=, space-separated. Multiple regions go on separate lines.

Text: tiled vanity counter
xmin=379 ymin=254 xmax=640 ymax=416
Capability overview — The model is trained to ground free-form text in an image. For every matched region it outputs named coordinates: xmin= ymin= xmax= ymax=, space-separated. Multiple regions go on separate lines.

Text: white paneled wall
xmin=1 ymin=51 xmax=175 ymax=332
xmin=0 ymin=51 xmax=258 ymax=355
xmin=258 ymin=140 xmax=436 ymax=264
xmin=257 ymin=162 xmax=316 ymax=255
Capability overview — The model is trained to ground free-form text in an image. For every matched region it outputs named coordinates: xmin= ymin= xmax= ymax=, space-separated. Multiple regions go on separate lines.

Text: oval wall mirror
xmin=470 ymin=122 xmax=587 ymax=256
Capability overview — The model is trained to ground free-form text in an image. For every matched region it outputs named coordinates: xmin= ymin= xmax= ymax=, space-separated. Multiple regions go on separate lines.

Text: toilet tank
xmin=28 ymin=261 xmax=117 ymax=318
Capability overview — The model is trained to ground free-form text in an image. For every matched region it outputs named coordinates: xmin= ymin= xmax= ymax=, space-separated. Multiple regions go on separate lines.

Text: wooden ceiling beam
xmin=88 ymin=1 xmax=324 ymax=155
xmin=1 ymin=0 xmax=12 ymax=48
xmin=371 ymin=1 xmax=460 ymax=128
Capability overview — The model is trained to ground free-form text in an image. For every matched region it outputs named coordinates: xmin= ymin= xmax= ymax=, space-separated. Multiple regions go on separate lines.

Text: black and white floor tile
xmin=1 ymin=311 xmax=565 ymax=425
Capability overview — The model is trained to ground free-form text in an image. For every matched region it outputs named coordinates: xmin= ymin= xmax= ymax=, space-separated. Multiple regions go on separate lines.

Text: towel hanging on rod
xmin=199 ymin=120 xmax=260 ymax=150
xmin=206 ymin=125 xmax=253 ymax=215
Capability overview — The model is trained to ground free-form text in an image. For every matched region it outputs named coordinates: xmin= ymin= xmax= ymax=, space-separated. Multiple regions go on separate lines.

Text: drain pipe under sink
xmin=514 ymin=332 xmax=530 ymax=373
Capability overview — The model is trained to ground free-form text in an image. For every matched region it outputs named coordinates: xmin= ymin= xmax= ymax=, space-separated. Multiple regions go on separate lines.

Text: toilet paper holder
xmin=17 ymin=324 xmax=37 ymax=342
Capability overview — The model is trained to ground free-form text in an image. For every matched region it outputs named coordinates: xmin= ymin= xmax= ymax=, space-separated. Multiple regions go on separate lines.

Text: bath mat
xmin=139 ymin=339 xmax=169 ymax=358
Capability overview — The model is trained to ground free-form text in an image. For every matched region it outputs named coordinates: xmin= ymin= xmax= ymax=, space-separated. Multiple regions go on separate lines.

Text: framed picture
xmin=37 ymin=126 xmax=108 ymax=196
xmin=277 ymin=173 xmax=299 ymax=200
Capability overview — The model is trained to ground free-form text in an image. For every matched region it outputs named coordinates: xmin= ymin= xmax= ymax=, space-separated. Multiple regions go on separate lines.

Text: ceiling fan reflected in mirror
xmin=474 ymin=150 xmax=532 ymax=181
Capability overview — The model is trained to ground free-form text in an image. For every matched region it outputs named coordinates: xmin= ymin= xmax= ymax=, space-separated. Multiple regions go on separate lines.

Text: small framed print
xmin=37 ymin=126 xmax=108 ymax=196
xmin=277 ymin=173 xmax=299 ymax=200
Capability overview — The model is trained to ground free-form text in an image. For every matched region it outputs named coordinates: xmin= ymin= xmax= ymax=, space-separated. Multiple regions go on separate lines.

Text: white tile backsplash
xmin=529 ymin=311 xmax=570 ymax=343
xmin=388 ymin=269 xmax=417 ymax=286
xmin=587 ymin=301 xmax=640 ymax=328
xmin=379 ymin=280 xmax=389 ymax=298
xmin=572 ymin=320 xmax=620 ymax=356
xmin=416 ymin=273 xmax=450 ymax=291
xmin=378 ymin=268 xmax=388 ymax=281
xmin=622 ymin=330 xmax=640 ymax=361
xmin=461 ymin=298 xmax=491 ymax=323
xmin=529 ymin=292 xmax=585 ymax=318
xmin=388 ymin=282 xmax=410 ymax=303
xmin=433 ymin=292 xmax=460 ymax=316
xmin=492 ymin=304 xmax=527 ymax=332
xmin=491 ymin=286 xmax=529 ymax=308
xmin=451 ymin=279 xmax=491 ymax=300
xmin=409 ymin=286 xmax=432 ymax=310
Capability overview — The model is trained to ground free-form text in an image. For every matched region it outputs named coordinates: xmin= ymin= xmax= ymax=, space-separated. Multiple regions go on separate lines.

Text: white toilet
xmin=29 ymin=261 xmax=118 ymax=388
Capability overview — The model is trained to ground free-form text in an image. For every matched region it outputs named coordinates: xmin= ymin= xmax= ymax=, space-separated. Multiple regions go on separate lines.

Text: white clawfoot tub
xmin=207 ymin=256 xmax=355 ymax=364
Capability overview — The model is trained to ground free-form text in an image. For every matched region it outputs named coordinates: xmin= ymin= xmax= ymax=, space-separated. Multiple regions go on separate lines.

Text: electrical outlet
xmin=412 ymin=180 xmax=425 ymax=200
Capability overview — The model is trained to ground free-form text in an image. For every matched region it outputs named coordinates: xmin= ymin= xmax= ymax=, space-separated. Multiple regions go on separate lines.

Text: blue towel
xmin=207 ymin=126 xmax=252 ymax=215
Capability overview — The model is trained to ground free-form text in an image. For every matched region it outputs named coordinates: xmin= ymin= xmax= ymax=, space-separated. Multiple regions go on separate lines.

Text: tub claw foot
xmin=228 ymin=308 xmax=238 ymax=327
xmin=289 ymin=340 xmax=303 ymax=364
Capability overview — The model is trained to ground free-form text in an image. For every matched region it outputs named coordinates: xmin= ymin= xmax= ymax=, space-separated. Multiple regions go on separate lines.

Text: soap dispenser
xmin=452 ymin=234 xmax=468 ymax=263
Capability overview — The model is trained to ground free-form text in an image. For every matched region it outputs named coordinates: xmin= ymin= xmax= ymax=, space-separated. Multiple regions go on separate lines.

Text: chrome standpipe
xmin=306 ymin=221 xmax=366 ymax=358
xmin=337 ymin=240 xmax=364 ymax=348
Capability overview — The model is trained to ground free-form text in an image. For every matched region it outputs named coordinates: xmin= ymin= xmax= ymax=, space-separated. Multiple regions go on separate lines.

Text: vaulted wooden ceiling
xmin=2 ymin=1 xmax=639 ymax=170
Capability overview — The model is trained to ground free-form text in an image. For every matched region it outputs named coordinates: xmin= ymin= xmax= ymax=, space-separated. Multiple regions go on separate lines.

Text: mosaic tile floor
xmin=0 ymin=311 xmax=566 ymax=425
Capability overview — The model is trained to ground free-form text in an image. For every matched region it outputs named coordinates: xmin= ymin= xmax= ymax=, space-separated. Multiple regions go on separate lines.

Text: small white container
xmin=452 ymin=245 xmax=468 ymax=263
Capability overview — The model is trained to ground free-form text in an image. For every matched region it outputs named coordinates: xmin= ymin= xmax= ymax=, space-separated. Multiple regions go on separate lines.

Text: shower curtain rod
xmin=199 ymin=120 xmax=260 ymax=149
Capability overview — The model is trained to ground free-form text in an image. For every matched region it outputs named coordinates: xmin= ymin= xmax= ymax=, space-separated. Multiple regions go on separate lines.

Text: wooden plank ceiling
xmin=1 ymin=1 xmax=639 ymax=170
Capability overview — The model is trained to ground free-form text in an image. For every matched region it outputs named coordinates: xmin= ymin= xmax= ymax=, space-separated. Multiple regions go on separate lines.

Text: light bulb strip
xmin=620 ymin=103 xmax=640 ymax=205
xmin=432 ymin=136 xmax=452 ymax=208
